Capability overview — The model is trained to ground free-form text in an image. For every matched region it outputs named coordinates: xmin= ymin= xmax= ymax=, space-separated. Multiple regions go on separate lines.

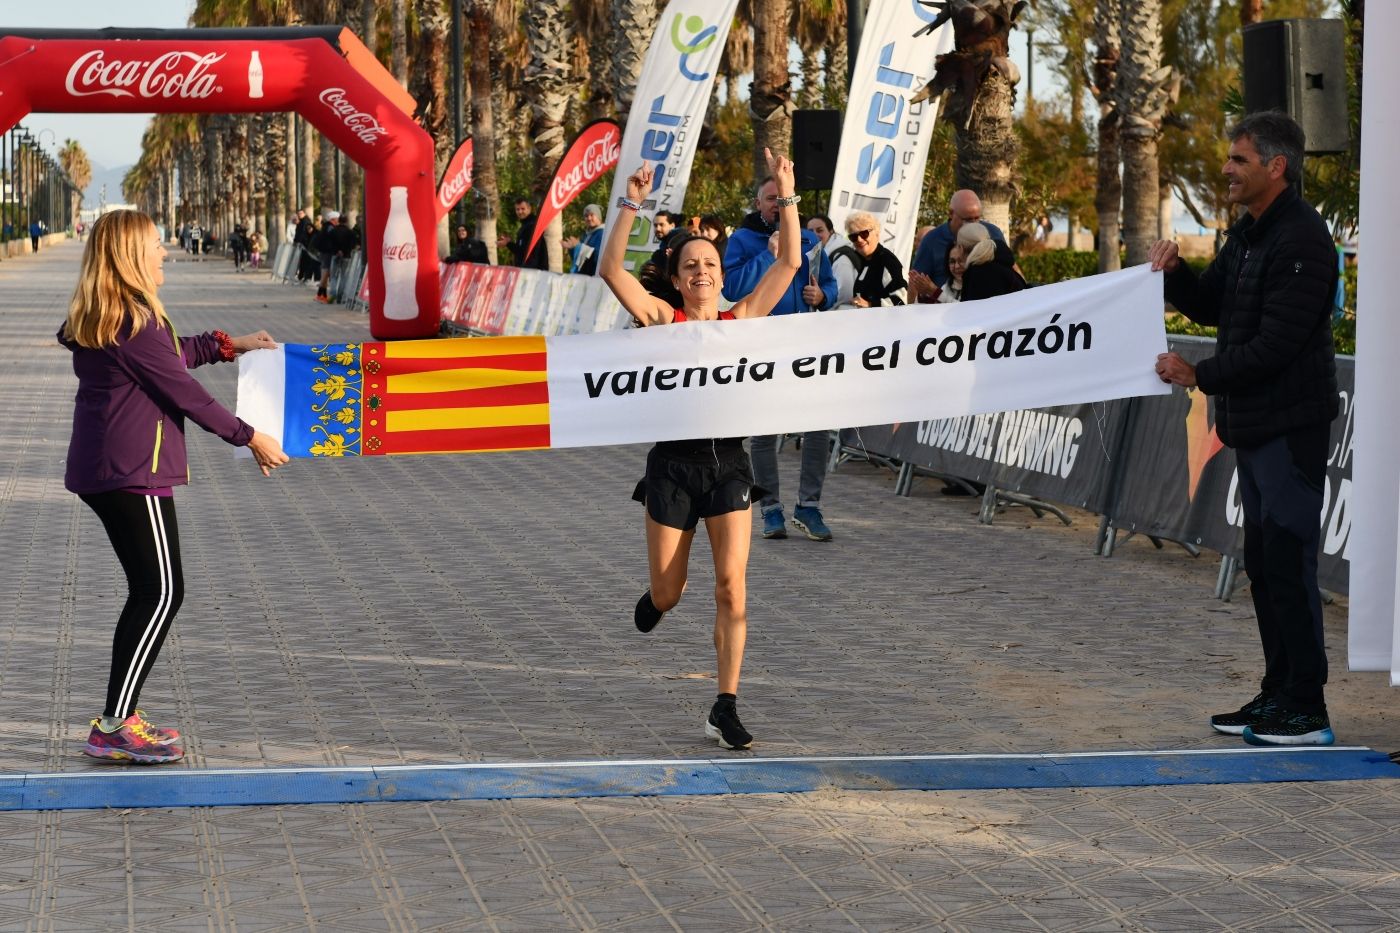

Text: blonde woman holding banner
xmin=599 ymin=148 xmax=801 ymax=750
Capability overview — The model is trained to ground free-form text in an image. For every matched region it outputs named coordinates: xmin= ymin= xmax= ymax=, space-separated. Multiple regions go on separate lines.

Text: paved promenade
xmin=0 ymin=239 xmax=1396 ymax=930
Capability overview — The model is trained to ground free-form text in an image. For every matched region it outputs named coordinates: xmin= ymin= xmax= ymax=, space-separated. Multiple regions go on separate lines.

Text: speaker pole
xmin=848 ymin=0 xmax=864 ymax=84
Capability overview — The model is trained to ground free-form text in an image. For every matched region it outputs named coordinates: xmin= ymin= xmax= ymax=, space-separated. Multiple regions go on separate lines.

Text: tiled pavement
xmin=0 ymin=239 xmax=1396 ymax=930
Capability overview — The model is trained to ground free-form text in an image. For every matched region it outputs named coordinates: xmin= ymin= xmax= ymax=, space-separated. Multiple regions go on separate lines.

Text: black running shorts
xmin=632 ymin=441 xmax=759 ymax=531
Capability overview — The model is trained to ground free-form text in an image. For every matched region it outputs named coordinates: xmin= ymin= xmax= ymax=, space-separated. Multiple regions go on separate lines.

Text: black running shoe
xmin=634 ymin=591 xmax=665 ymax=633
xmin=1209 ymin=692 xmax=1279 ymax=736
xmin=705 ymin=700 xmax=753 ymax=750
xmin=1244 ymin=711 xmax=1335 ymax=747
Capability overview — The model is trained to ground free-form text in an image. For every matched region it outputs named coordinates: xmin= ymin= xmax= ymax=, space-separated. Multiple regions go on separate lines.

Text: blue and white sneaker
xmin=792 ymin=506 xmax=833 ymax=541
xmin=761 ymin=507 xmax=788 ymax=539
xmin=1243 ymin=711 xmax=1335 ymax=747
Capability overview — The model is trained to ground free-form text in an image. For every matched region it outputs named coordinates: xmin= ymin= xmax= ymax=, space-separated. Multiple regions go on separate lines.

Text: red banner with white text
xmin=435 ymin=138 xmax=474 ymax=221
xmin=527 ymin=119 xmax=621 ymax=258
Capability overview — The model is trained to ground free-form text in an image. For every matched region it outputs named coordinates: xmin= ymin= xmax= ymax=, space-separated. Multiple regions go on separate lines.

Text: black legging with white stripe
xmin=80 ymin=491 xmax=184 ymax=720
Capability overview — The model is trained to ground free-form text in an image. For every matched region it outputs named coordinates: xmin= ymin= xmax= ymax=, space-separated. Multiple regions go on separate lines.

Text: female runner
xmin=598 ymin=148 xmax=801 ymax=749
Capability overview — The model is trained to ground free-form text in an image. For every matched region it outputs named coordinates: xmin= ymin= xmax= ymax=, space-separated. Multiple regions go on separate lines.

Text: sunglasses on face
xmin=850 ymin=228 xmax=873 ymax=243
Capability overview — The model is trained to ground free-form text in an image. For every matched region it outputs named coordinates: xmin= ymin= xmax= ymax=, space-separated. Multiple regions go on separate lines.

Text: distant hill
xmin=82 ymin=162 xmax=133 ymax=211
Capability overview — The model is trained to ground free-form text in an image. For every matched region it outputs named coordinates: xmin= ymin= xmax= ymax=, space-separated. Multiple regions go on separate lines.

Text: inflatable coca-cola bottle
xmin=382 ymin=186 xmax=419 ymax=320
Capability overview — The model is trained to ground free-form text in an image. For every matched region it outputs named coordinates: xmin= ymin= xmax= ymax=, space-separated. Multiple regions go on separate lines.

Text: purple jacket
xmin=60 ymin=316 xmax=253 ymax=494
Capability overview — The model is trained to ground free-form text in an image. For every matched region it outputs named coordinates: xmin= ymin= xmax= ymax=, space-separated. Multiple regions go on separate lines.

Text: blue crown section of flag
xmin=283 ymin=343 xmax=364 ymax=457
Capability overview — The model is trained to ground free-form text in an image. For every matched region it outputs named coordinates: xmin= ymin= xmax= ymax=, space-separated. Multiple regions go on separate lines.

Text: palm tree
xmin=610 ymin=0 xmax=661 ymax=120
xmin=1116 ymin=0 xmax=1173 ymax=265
xmin=59 ymin=140 xmax=92 ymax=231
xmin=410 ymin=0 xmax=452 ymax=250
xmin=719 ymin=2 xmax=753 ymax=107
xmin=524 ymin=0 xmax=574 ymax=271
xmin=1091 ymin=0 xmax=1121 ymax=271
xmin=574 ymin=0 xmax=613 ymax=119
xmin=751 ymin=0 xmax=792 ymax=181
xmin=914 ymin=0 xmax=1026 ymax=232
xmin=794 ymin=0 xmax=844 ymax=110
xmin=392 ymin=0 xmax=409 ymax=87
xmin=470 ymin=0 xmax=500 ymax=263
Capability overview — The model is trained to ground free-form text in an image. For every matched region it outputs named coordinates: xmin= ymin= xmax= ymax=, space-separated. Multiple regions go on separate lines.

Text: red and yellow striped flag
xmin=359 ymin=336 xmax=550 ymax=455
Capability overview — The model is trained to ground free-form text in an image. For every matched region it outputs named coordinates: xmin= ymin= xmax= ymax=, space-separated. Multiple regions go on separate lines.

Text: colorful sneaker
xmin=761 ymin=507 xmax=788 ymax=540
xmin=792 ymin=506 xmax=833 ymax=541
xmin=705 ymin=700 xmax=753 ymax=750
xmin=1243 ymin=711 xmax=1335 ymax=747
xmin=1209 ymin=692 xmax=1279 ymax=736
xmin=83 ymin=715 xmax=185 ymax=764
xmin=634 ymin=590 xmax=666 ymax=633
xmin=133 ymin=709 xmax=182 ymax=745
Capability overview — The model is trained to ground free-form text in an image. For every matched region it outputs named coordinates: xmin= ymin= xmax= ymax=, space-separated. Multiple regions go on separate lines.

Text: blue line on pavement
xmin=1 ymin=747 xmax=1394 ymax=812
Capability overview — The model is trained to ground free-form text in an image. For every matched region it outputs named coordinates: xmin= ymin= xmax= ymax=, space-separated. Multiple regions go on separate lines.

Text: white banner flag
xmin=829 ymin=0 xmax=954 ymax=267
xmin=546 ymin=266 xmax=1171 ymax=447
xmin=600 ymin=0 xmax=739 ymax=276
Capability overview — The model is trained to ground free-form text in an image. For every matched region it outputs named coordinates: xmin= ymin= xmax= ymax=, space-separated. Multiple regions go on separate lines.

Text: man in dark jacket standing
xmin=1150 ymin=111 xmax=1340 ymax=747
xmin=500 ymin=197 xmax=549 ymax=270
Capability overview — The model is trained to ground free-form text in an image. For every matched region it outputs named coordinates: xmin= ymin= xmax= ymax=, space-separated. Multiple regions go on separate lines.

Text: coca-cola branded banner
xmin=527 ymin=119 xmax=621 ymax=259
xmin=828 ymin=0 xmax=954 ymax=268
xmin=0 ymin=27 xmax=438 ymax=341
xmin=601 ymin=0 xmax=739 ymax=275
xmin=435 ymin=138 xmax=475 ymax=221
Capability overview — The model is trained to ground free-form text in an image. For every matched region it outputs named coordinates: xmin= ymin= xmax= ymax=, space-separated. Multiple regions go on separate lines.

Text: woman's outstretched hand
xmin=232 ymin=331 xmax=277 ymax=354
xmin=764 ymin=148 xmax=796 ymax=197
xmin=248 ymin=431 xmax=290 ymax=477
xmin=626 ymin=163 xmax=653 ymax=204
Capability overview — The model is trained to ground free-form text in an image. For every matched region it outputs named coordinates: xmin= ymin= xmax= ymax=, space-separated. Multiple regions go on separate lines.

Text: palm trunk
xmin=470 ymin=0 xmax=499 ymax=263
xmin=751 ymin=0 xmax=792 ymax=181
xmin=392 ymin=0 xmax=408 ymax=88
xmin=610 ymin=0 xmax=662 ymax=119
xmin=954 ymin=70 xmax=1018 ymax=233
xmin=1092 ymin=0 xmax=1121 ymax=272
xmin=525 ymin=1 xmax=573 ymax=272
xmin=824 ymin=35 xmax=848 ymax=108
xmin=301 ymin=119 xmax=316 ymax=217
xmin=1118 ymin=0 xmax=1168 ymax=266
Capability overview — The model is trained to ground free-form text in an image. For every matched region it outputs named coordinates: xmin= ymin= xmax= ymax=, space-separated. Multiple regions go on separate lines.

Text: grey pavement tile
xmin=1 ymin=245 xmax=1398 ymax=928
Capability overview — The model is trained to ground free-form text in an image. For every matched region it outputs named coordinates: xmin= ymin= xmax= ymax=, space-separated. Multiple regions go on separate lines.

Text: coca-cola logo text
xmin=320 ymin=88 xmax=389 ymax=146
xmin=65 ymin=50 xmax=225 ymax=100
xmin=438 ymin=154 xmax=474 ymax=210
xmin=383 ymin=242 xmax=419 ymax=261
xmin=548 ymin=133 xmax=621 ymax=211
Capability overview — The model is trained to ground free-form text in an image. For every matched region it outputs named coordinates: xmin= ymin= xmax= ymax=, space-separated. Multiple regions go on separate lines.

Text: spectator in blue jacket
xmin=722 ymin=177 xmax=836 ymax=314
xmin=59 ymin=210 xmax=288 ymax=765
xmin=723 ymin=173 xmax=840 ymax=542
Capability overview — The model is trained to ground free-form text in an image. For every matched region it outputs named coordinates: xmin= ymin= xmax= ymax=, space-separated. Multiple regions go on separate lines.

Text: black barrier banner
xmin=841 ymin=335 xmax=1354 ymax=594
xmin=842 ymin=398 xmax=1131 ymax=513
xmin=1108 ymin=335 xmax=1354 ymax=594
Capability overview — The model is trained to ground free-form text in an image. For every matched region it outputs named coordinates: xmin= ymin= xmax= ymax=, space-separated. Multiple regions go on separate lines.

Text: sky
xmin=2 ymin=0 xmax=197 ymax=169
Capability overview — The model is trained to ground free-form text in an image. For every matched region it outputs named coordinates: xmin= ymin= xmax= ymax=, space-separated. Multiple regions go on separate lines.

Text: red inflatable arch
xmin=0 ymin=27 xmax=438 ymax=339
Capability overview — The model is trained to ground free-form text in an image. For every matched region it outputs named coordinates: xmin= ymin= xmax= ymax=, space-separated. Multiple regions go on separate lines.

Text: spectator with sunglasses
xmin=845 ymin=212 xmax=907 ymax=307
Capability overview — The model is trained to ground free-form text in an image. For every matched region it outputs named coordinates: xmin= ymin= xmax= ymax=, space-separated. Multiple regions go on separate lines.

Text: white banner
xmin=1349 ymin=0 xmax=1400 ymax=682
xmin=546 ymin=265 xmax=1170 ymax=447
xmin=828 ymin=0 xmax=954 ymax=268
xmin=600 ymin=0 xmax=738 ymax=275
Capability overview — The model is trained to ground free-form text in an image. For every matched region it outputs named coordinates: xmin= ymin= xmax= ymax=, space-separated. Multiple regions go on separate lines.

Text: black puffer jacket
xmin=1164 ymin=187 xmax=1338 ymax=449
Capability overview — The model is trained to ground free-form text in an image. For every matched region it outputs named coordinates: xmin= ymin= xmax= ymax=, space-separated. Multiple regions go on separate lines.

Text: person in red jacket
xmin=60 ymin=210 xmax=289 ymax=764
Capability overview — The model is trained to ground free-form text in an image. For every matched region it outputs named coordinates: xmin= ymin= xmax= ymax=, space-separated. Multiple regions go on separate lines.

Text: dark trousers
xmin=1236 ymin=423 xmax=1330 ymax=715
xmin=80 ymin=492 xmax=184 ymax=720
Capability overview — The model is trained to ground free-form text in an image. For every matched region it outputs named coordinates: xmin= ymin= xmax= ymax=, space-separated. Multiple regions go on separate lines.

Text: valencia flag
xmin=281 ymin=337 xmax=549 ymax=457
